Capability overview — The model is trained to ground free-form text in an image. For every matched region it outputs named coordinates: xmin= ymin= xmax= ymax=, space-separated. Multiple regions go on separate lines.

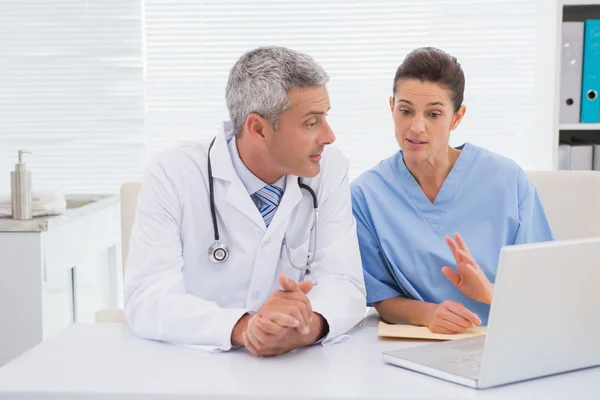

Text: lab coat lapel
xmin=210 ymin=125 xmax=266 ymax=232
xmin=264 ymin=174 xmax=302 ymax=238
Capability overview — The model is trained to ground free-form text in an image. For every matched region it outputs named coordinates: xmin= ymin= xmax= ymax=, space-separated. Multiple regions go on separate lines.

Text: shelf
xmin=561 ymin=0 xmax=600 ymax=6
xmin=559 ymin=123 xmax=600 ymax=130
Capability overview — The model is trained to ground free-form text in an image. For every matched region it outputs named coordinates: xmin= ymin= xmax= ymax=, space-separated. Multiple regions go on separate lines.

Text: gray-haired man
xmin=125 ymin=46 xmax=366 ymax=357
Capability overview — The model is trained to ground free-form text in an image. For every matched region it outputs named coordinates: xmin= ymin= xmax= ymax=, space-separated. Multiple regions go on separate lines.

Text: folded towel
xmin=0 ymin=189 xmax=67 ymax=218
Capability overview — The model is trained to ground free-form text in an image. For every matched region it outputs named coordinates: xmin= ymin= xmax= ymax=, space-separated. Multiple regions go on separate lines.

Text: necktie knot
xmin=255 ymin=184 xmax=283 ymax=227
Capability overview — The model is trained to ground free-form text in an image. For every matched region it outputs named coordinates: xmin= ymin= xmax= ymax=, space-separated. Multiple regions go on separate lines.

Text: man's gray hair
xmin=225 ymin=46 xmax=329 ymax=138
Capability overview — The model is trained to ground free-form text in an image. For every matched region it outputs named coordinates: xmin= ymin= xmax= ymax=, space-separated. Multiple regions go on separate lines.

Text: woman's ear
xmin=450 ymin=105 xmax=466 ymax=131
xmin=389 ymin=96 xmax=394 ymax=113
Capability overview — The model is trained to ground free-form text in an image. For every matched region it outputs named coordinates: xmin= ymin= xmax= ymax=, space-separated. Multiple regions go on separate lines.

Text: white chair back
xmin=120 ymin=181 xmax=142 ymax=271
xmin=526 ymin=171 xmax=600 ymax=240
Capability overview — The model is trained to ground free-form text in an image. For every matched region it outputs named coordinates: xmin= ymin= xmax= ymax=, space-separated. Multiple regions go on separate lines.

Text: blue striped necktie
xmin=254 ymin=184 xmax=284 ymax=227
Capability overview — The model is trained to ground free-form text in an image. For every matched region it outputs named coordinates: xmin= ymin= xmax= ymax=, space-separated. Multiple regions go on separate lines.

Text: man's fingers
xmin=254 ymin=316 xmax=286 ymax=336
xmin=247 ymin=318 xmax=271 ymax=345
xmin=267 ymin=302 xmax=309 ymax=333
xmin=242 ymin=333 xmax=256 ymax=355
xmin=264 ymin=282 xmax=313 ymax=334
xmin=243 ymin=332 xmax=262 ymax=357
xmin=287 ymin=306 xmax=310 ymax=335
xmin=297 ymin=280 xmax=313 ymax=294
xmin=245 ymin=324 xmax=266 ymax=349
xmin=262 ymin=311 xmax=300 ymax=329
xmin=279 ymin=274 xmax=298 ymax=292
xmin=445 ymin=301 xmax=482 ymax=325
xmin=441 ymin=266 xmax=460 ymax=286
xmin=277 ymin=289 xmax=312 ymax=309
xmin=275 ymin=292 xmax=313 ymax=327
xmin=277 ymin=306 xmax=309 ymax=335
xmin=291 ymin=298 xmax=312 ymax=332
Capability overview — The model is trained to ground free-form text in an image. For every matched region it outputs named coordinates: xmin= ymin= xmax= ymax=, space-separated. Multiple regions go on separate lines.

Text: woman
xmin=351 ymin=47 xmax=554 ymax=334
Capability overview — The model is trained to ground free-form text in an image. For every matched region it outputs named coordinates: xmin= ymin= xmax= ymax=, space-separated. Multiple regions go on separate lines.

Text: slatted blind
xmin=0 ymin=0 xmax=144 ymax=195
xmin=0 ymin=0 xmax=542 ymax=194
xmin=144 ymin=0 xmax=541 ymax=180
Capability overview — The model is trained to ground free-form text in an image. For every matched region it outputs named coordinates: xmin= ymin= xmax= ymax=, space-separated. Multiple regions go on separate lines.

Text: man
xmin=124 ymin=46 xmax=366 ymax=356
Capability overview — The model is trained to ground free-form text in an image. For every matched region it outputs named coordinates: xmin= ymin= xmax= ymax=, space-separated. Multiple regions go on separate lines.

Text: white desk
xmin=0 ymin=317 xmax=598 ymax=399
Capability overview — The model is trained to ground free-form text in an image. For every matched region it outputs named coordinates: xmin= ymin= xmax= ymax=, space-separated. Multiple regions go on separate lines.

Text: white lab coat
xmin=124 ymin=122 xmax=366 ymax=352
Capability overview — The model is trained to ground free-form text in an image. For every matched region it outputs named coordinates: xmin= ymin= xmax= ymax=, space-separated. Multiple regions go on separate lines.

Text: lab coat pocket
xmin=280 ymin=239 xmax=310 ymax=282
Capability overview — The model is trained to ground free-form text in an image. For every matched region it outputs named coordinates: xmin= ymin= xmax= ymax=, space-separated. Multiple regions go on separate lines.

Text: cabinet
xmin=0 ymin=195 xmax=121 ymax=366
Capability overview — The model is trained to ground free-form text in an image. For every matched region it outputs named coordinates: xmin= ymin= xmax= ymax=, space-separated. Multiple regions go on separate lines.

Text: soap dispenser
xmin=11 ymin=150 xmax=33 ymax=220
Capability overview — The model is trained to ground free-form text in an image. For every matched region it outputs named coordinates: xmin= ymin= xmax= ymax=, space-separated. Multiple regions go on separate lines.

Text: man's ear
xmin=243 ymin=113 xmax=269 ymax=141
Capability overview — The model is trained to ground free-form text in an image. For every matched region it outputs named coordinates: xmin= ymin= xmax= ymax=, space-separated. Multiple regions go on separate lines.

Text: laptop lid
xmin=479 ymin=237 xmax=600 ymax=388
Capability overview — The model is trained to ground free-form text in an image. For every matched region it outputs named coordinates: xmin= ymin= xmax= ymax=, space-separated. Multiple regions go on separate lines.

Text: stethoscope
xmin=207 ymin=137 xmax=319 ymax=270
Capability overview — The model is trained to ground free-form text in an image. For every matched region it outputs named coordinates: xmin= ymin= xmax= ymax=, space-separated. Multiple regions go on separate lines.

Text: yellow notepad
xmin=378 ymin=321 xmax=486 ymax=341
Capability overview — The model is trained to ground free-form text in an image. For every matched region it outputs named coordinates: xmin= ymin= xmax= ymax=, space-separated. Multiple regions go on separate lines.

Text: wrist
xmin=416 ymin=302 xmax=438 ymax=327
xmin=306 ymin=312 xmax=329 ymax=345
xmin=231 ymin=313 xmax=251 ymax=347
xmin=482 ymin=282 xmax=494 ymax=304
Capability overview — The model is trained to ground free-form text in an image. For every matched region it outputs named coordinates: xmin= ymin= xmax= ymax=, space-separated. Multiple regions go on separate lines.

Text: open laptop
xmin=383 ymin=237 xmax=600 ymax=389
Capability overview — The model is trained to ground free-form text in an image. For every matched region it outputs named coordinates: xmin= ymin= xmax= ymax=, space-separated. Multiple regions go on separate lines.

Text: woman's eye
xmin=399 ymin=109 xmax=412 ymax=115
xmin=306 ymin=121 xmax=317 ymax=128
xmin=430 ymin=112 xmax=441 ymax=118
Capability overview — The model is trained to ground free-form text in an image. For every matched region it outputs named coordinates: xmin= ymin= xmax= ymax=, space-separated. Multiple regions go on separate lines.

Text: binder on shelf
xmin=569 ymin=144 xmax=594 ymax=170
xmin=560 ymin=22 xmax=584 ymax=124
xmin=559 ymin=144 xmax=571 ymax=170
xmin=593 ymin=145 xmax=600 ymax=171
xmin=581 ymin=20 xmax=600 ymax=123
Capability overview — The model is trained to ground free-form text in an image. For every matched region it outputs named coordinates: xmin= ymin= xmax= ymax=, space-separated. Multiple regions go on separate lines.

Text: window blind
xmin=144 ymin=0 xmax=541 ymax=181
xmin=0 ymin=0 xmax=543 ymax=194
xmin=0 ymin=0 xmax=145 ymax=195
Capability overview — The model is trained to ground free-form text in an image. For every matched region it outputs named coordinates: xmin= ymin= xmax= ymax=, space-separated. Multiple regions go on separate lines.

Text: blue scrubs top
xmin=351 ymin=143 xmax=555 ymax=324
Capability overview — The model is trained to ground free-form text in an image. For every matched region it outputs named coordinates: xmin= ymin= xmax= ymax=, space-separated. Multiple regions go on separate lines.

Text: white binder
xmin=593 ymin=145 xmax=600 ymax=171
xmin=560 ymin=22 xmax=584 ymax=124
xmin=570 ymin=144 xmax=594 ymax=170
xmin=559 ymin=144 xmax=571 ymax=170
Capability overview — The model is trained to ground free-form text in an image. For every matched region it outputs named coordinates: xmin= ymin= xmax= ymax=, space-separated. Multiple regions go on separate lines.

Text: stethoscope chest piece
xmin=208 ymin=241 xmax=229 ymax=263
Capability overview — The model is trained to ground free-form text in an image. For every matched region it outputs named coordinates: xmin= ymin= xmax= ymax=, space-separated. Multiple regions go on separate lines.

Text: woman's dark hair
xmin=392 ymin=47 xmax=465 ymax=112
